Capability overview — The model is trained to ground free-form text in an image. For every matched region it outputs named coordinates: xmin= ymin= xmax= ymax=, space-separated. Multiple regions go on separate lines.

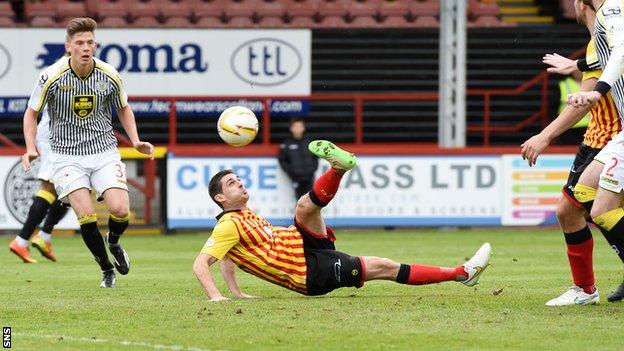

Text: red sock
xmin=405 ymin=264 xmax=466 ymax=285
xmin=567 ymin=239 xmax=596 ymax=294
xmin=311 ymin=168 xmax=344 ymax=206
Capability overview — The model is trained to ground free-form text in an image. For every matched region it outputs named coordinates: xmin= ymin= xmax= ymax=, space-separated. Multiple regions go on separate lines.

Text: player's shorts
xmin=562 ymin=143 xmax=602 ymax=205
xmin=50 ymin=148 xmax=128 ymax=202
xmin=595 ymin=130 xmax=624 ymax=193
xmin=295 ymin=220 xmax=364 ymax=296
xmin=35 ymin=139 xmax=54 ymax=182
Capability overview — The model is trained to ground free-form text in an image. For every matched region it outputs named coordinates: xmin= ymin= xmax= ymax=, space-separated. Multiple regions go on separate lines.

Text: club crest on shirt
xmin=205 ymin=238 xmax=215 ymax=247
xmin=96 ymin=80 xmax=108 ymax=92
xmin=72 ymin=94 xmax=95 ymax=118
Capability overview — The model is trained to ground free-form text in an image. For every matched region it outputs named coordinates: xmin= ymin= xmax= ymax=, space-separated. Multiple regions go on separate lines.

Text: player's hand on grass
xmin=134 ymin=141 xmax=154 ymax=160
xmin=567 ymin=91 xmax=600 ymax=108
xmin=21 ymin=151 xmax=39 ymax=171
xmin=543 ymin=53 xmax=577 ymax=75
xmin=209 ymin=296 xmax=230 ymax=302
xmin=521 ymin=134 xmax=549 ymax=167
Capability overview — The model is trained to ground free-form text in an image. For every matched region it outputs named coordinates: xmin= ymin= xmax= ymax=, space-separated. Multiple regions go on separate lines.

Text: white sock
xmin=39 ymin=231 xmax=52 ymax=242
xmin=15 ymin=236 xmax=29 ymax=247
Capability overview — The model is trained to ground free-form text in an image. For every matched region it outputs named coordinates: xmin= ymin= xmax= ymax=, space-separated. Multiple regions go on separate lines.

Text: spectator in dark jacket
xmin=278 ymin=118 xmax=319 ymax=200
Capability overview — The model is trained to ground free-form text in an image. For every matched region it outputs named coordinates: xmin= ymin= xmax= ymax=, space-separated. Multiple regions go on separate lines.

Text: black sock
xmin=41 ymin=201 xmax=69 ymax=233
xmin=598 ymin=226 xmax=624 ymax=264
xmin=107 ymin=214 xmax=129 ymax=245
xmin=80 ymin=220 xmax=113 ymax=271
xmin=18 ymin=196 xmax=52 ymax=241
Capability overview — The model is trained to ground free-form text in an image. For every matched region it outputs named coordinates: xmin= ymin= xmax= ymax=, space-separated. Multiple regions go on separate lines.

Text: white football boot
xmin=462 ymin=242 xmax=492 ymax=286
xmin=545 ymin=286 xmax=599 ymax=306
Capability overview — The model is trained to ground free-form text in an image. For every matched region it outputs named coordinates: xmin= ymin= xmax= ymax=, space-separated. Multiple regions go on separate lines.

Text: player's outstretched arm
xmin=193 ymin=253 xmax=229 ymax=302
xmin=117 ymin=105 xmax=154 ymax=159
xmin=21 ymin=107 xmax=39 ymax=171
xmin=219 ymin=257 xmax=255 ymax=299
xmin=543 ymin=53 xmax=581 ymax=75
xmin=521 ymin=77 xmax=596 ymax=166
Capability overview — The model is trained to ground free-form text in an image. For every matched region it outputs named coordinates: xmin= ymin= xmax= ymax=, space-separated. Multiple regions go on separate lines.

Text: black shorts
xmin=295 ymin=220 xmax=364 ymax=296
xmin=562 ymin=143 xmax=601 ymax=205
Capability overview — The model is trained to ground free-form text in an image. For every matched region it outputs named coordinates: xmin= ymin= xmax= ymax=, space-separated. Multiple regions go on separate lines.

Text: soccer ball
xmin=217 ymin=106 xmax=259 ymax=147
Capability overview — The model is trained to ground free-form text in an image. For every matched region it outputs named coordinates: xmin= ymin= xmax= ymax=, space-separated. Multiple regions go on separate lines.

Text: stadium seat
xmin=349 ymin=15 xmax=379 ymax=28
xmin=380 ymin=15 xmax=412 ymax=28
xmin=193 ymin=0 xmax=227 ymax=20
xmin=413 ymin=15 xmax=438 ymax=28
xmin=225 ymin=0 xmax=257 ymax=18
xmin=226 ymin=16 xmax=255 ymax=28
xmin=56 ymin=2 xmax=88 ymax=25
xmin=410 ymin=1 xmax=439 ymax=18
xmin=468 ymin=15 xmax=507 ymax=28
xmin=30 ymin=16 xmax=60 ymax=28
xmin=100 ymin=16 xmax=130 ymax=28
xmin=162 ymin=16 xmax=194 ymax=27
xmin=379 ymin=1 xmax=408 ymax=18
xmin=257 ymin=16 xmax=285 ymax=27
xmin=195 ymin=16 xmax=227 ymax=27
xmin=318 ymin=1 xmax=348 ymax=18
xmin=285 ymin=0 xmax=317 ymax=18
xmin=161 ymin=1 xmax=193 ymax=20
xmin=469 ymin=1 xmax=501 ymax=17
xmin=317 ymin=15 xmax=348 ymax=28
xmin=132 ymin=16 xmax=161 ymax=27
xmin=24 ymin=2 xmax=56 ymax=21
xmin=347 ymin=1 xmax=378 ymax=18
xmin=287 ymin=15 xmax=316 ymax=28
xmin=0 ymin=2 xmax=15 ymax=26
xmin=128 ymin=0 xmax=161 ymax=20
xmin=0 ymin=16 xmax=16 ymax=27
xmin=256 ymin=0 xmax=285 ymax=18
xmin=95 ymin=2 xmax=130 ymax=20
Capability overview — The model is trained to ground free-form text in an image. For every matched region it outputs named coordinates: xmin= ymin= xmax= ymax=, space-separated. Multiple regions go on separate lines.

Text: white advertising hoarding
xmin=166 ymin=155 xmax=503 ymax=228
xmin=0 ymin=28 xmax=310 ymax=97
xmin=0 ymin=156 xmax=77 ymax=229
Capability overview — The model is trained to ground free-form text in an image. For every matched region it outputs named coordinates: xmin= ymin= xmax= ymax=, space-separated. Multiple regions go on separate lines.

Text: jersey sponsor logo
xmin=600 ymin=175 xmax=619 ymax=186
xmin=0 ymin=44 xmax=11 ymax=80
xmin=231 ymin=38 xmax=302 ymax=86
xmin=72 ymin=95 xmax=95 ymax=118
xmin=59 ymin=84 xmax=74 ymax=90
xmin=3 ymin=160 xmax=41 ymax=223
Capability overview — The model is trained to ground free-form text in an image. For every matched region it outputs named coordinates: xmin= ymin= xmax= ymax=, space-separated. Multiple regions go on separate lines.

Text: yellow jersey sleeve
xmin=200 ymin=219 xmax=240 ymax=260
xmin=583 ymin=38 xmax=602 ymax=81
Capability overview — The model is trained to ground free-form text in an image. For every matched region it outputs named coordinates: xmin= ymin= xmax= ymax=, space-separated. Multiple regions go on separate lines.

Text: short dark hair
xmin=208 ymin=169 xmax=234 ymax=208
xmin=66 ymin=17 xmax=97 ymax=41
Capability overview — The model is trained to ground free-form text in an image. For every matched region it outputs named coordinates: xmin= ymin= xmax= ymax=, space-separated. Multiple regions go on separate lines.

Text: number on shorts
xmin=115 ymin=163 xmax=125 ymax=178
xmin=606 ymin=157 xmax=619 ymax=177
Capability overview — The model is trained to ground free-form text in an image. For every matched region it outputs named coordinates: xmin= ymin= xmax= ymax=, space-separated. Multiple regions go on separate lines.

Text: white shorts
xmin=50 ymin=148 xmax=128 ymax=202
xmin=595 ymin=130 xmax=624 ymax=193
xmin=35 ymin=139 xmax=53 ymax=181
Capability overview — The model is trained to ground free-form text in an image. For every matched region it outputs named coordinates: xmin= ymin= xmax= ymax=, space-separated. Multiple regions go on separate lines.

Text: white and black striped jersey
xmin=27 ymin=56 xmax=128 ymax=155
xmin=594 ymin=0 xmax=624 ymax=120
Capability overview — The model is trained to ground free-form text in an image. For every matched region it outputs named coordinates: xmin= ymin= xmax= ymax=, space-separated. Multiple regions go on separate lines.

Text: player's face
xmin=65 ymin=31 xmax=96 ymax=66
xmin=218 ymin=173 xmax=249 ymax=208
xmin=290 ymin=121 xmax=305 ymax=139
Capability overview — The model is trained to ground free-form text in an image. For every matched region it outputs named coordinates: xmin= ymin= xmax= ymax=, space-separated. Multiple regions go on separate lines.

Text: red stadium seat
xmin=380 ymin=15 xmax=412 ymax=28
xmin=257 ymin=16 xmax=285 ymax=27
xmin=193 ymin=0 xmax=227 ymax=20
xmin=469 ymin=2 xmax=501 ymax=17
xmin=162 ymin=16 xmax=195 ymax=27
xmin=56 ymin=2 xmax=88 ymax=24
xmin=256 ymin=1 xmax=285 ymax=18
xmin=225 ymin=0 xmax=257 ymax=17
xmin=195 ymin=16 xmax=227 ymax=27
xmin=349 ymin=15 xmax=379 ymax=28
xmin=285 ymin=0 xmax=316 ymax=18
xmin=287 ymin=15 xmax=316 ymax=28
xmin=413 ymin=15 xmax=438 ymax=28
xmin=468 ymin=15 xmax=508 ymax=28
xmin=410 ymin=1 xmax=439 ymax=17
xmin=347 ymin=1 xmax=378 ymax=18
xmin=0 ymin=16 xmax=16 ymax=27
xmin=100 ymin=16 xmax=130 ymax=28
xmin=30 ymin=16 xmax=60 ymax=28
xmin=379 ymin=1 xmax=408 ymax=17
xmin=317 ymin=15 xmax=348 ymax=28
xmin=95 ymin=2 xmax=130 ymax=19
xmin=317 ymin=1 xmax=348 ymax=17
xmin=129 ymin=0 xmax=161 ymax=19
xmin=161 ymin=1 xmax=193 ymax=19
xmin=24 ymin=2 xmax=56 ymax=21
xmin=226 ymin=16 xmax=255 ymax=27
xmin=132 ymin=16 xmax=161 ymax=27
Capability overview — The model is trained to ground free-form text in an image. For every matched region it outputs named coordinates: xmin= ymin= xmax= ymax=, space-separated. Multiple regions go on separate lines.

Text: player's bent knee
xmin=108 ymin=203 xmax=129 ymax=218
xmin=555 ymin=196 xmax=585 ymax=224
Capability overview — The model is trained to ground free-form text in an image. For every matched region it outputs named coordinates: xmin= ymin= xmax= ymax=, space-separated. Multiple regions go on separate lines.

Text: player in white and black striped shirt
xmin=21 ymin=18 xmax=153 ymax=288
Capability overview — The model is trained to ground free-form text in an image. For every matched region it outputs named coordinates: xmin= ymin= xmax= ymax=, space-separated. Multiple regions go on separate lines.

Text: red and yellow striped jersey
xmin=201 ymin=210 xmax=308 ymax=294
xmin=583 ymin=39 xmax=621 ymax=148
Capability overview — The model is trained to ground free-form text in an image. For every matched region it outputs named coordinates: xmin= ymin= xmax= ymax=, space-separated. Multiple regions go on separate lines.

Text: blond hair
xmin=66 ymin=17 xmax=97 ymax=41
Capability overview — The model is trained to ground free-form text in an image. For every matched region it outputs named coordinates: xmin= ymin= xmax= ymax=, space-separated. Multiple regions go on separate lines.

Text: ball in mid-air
xmin=217 ymin=106 xmax=259 ymax=147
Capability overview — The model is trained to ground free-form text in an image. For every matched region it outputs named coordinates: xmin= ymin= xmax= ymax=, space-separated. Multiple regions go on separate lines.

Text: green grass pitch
xmin=2 ymin=228 xmax=623 ymax=351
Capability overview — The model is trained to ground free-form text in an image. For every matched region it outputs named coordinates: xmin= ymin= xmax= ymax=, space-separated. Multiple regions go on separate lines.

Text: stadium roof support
xmin=438 ymin=0 xmax=467 ymax=148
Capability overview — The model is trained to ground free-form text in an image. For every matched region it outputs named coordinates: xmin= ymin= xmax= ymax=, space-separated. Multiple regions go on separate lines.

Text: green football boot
xmin=308 ymin=140 xmax=357 ymax=172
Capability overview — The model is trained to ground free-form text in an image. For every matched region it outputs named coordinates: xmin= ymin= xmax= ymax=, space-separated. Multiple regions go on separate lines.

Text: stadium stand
xmin=0 ymin=1 xmax=17 ymax=26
